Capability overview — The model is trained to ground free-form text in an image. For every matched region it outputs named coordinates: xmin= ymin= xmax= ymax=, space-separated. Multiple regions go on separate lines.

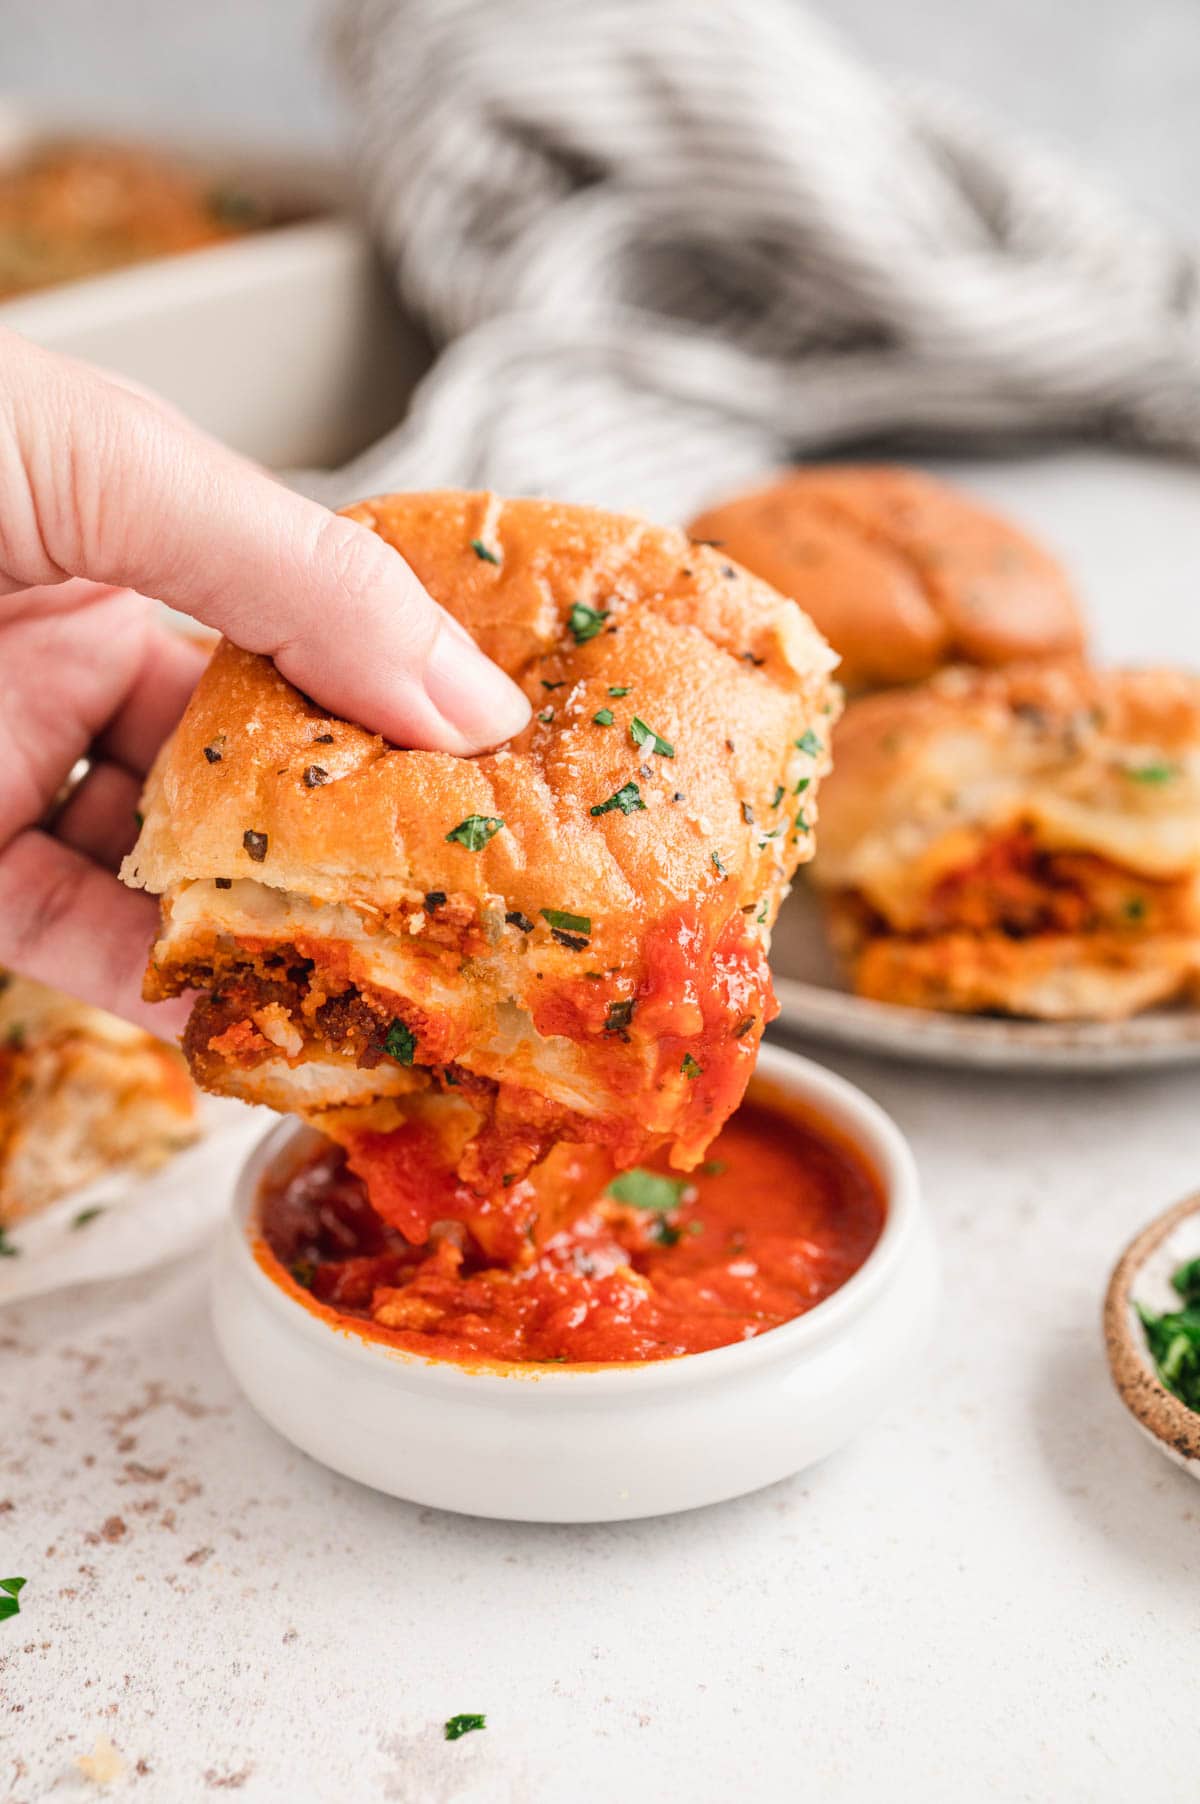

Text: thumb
xmin=1 ymin=331 xmax=531 ymax=754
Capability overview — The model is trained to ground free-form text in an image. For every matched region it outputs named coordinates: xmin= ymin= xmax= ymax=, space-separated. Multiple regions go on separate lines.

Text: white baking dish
xmin=0 ymin=108 xmax=427 ymax=468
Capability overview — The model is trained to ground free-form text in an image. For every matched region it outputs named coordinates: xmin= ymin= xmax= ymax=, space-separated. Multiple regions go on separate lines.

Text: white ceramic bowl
xmin=212 ymin=1044 xmax=937 ymax=1521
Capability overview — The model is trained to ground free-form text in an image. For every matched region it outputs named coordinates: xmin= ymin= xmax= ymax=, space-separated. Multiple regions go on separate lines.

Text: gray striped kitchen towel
xmin=322 ymin=0 xmax=1200 ymax=521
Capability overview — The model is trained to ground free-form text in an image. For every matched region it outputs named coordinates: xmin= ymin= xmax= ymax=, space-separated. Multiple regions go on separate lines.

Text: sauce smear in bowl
xmin=256 ymin=1100 xmax=885 ymax=1367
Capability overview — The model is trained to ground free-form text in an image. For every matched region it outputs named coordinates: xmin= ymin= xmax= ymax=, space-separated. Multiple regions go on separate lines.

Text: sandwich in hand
xmin=812 ymin=663 xmax=1200 ymax=1020
xmin=122 ymin=491 xmax=838 ymax=1211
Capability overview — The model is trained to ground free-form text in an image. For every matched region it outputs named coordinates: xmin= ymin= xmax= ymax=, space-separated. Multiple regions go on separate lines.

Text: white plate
xmin=770 ymin=883 xmax=1200 ymax=1073
xmin=212 ymin=1044 xmax=937 ymax=1523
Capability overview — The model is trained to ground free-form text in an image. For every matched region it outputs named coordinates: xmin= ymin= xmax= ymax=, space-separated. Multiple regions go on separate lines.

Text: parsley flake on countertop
xmin=0 ymin=1577 xmax=26 ymax=1623
xmin=794 ymin=729 xmax=822 ymax=757
xmin=630 ymin=717 xmax=674 ymax=758
xmin=470 ymin=538 xmax=501 ymax=565
xmin=1138 ymin=1258 xmax=1200 ymax=1413
xmin=383 ymin=1019 xmax=416 ymax=1065
xmin=446 ymin=815 xmax=504 ymax=850
xmin=568 ymin=602 xmax=609 ymax=643
xmin=591 ymin=781 xmax=645 ymax=817
xmin=607 ymin=1169 xmax=687 ymax=1212
xmin=592 ymin=708 xmax=614 ymax=726
xmin=540 ymin=908 xmax=592 ymax=937
xmin=444 ymin=1714 xmax=487 ymax=1742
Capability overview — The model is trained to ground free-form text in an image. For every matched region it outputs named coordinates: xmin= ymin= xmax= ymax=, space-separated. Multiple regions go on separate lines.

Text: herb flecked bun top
xmin=687 ymin=465 xmax=1086 ymax=692
xmin=121 ymin=492 xmax=839 ymax=1181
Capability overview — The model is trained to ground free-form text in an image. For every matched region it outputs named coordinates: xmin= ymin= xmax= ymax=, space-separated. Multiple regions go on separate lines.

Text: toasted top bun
xmin=0 ymin=973 xmax=197 ymax=1222
xmin=124 ymin=492 xmax=838 ymax=1186
xmin=687 ymin=466 xmax=1085 ymax=691
xmin=813 ymin=662 xmax=1200 ymax=926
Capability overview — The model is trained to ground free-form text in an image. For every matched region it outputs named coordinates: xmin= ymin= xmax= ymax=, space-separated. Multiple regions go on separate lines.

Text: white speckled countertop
xmin=2 ymin=450 xmax=1200 ymax=1802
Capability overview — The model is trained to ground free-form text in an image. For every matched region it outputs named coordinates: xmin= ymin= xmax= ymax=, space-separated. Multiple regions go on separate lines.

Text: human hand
xmin=0 ymin=330 xmax=530 ymax=1033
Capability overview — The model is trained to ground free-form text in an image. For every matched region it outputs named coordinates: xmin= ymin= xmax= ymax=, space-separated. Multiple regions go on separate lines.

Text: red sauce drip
xmin=256 ymin=1100 xmax=885 ymax=1367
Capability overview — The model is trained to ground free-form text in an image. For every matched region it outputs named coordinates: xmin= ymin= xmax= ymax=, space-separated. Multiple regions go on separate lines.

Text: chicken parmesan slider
xmin=123 ymin=492 xmax=838 ymax=1194
xmin=688 ymin=466 xmax=1085 ymax=692
xmin=812 ymin=663 xmax=1200 ymax=1020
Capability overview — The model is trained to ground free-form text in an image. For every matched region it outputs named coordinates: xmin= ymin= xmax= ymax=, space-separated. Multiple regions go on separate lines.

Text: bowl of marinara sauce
xmin=213 ymin=1043 xmax=937 ymax=1521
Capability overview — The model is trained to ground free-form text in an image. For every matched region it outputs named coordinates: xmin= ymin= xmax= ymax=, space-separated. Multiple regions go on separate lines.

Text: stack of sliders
xmin=690 ymin=465 xmax=1199 ymax=1022
xmin=121 ymin=492 xmax=839 ymax=1258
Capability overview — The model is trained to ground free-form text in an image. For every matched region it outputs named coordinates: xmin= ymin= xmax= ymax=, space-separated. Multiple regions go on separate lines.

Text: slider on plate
xmin=122 ymin=491 xmax=839 ymax=1226
xmin=687 ymin=465 xmax=1085 ymax=692
xmin=0 ymin=972 xmax=198 ymax=1224
xmin=811 ymin=663 xmax=1200 ymax=1020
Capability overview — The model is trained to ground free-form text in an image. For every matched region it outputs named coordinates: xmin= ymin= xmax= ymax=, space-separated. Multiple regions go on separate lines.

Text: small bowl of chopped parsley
xmin=1104 ymin=1192 xmax=1200 ymax=1478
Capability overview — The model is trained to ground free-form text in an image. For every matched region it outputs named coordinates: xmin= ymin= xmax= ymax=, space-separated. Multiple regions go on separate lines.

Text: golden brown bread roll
xmin=123 ymin=491 xmax=839 ymax=1187
xmin=811 ymin=662 xmax=1200 ymax=1019
xmin=688 ymin=465 xmax=1086 ymax=691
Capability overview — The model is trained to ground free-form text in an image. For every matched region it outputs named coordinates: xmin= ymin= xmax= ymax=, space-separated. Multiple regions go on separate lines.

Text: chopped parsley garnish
xmin=0 ymin=1227 xmax=18 ymax=1258
xmin=607 ymin=1169 xmax=687 ymax=1212
xmin=446 ymin=815 xmax=504 ymax=851
xmin=592 ymin=708 xmax=614 ymax=727
xmin=290 ymin=1260 xmax=316 ymax=1289
xmin=383 ymin=1019 xmax=417 ymax=1065
xmin=793 ymin=777 xmax=810 ymax=795
xmin=71 ymin=1207 xmax=105 ymax=1230
xmin=794 ymin=810 xmax=811 ymax=834
xmin=133 ymin=809 xmax=144 ymax=830
xmin=568 ymin=603 xmax=609 ymax=644
xmin=608 ymin=685 xmax=631 ymax=698
xmin=537 ymin=708 xmax=555 ymax=724
xmin=590 ymin=781 xmax=645 ymax=817
xmin=540 ymin=908 xmax=592 ymax=937
xmin=0 ymin=1577 xmax=26 ymax=1623
xmin=605 ymin=999 xmax=636 ymax=1037
xmin=425 ymin=891 xmax=447 ymax=909
xmin=203 ymin=743 xmax=223 ymax=764
xmin=756 ymin=900 xmax=768 ymax=924
xmin=5 ymin=1023 xmax=25 ymax=1051
xmin=680 ymin=1053 xmax=702 ymax=1079
xmin=732 ymin=1014 xmax=756 ymax=1038
xmin=700 ymin=1160 xmax=726 ymax=1177
xmin=470 ymin=538 xmax=501 ymax=565
xmin=1138 ymin=1257 xmax=1200 ymax=1413
xmin=740 ymin=801 xmax=755 ymax=825
xmin=711 ymin=850 xmax=728 ymax=879
xmin=541 ymin=680 xmax=566 ymax=691
xmin=1124 ymin=760 xmax=1177 ymax=785
xmin=1123 ymin=896 xmax=1147 ymax=922
xmin=444 ymin=1714 xmax=486 ymax=1742
xmin=630 ymin=717 xmax=674 ymax=758
xmin=242 ymin=830 xmax=268 ymax=863
xmin=794 ymin=729 xmax=822 ymax=757
xmin=771 ymin=785 xmax=784 ymax=808
xmin=650 ymin=1219 xmax=682 ymax=1247
xmin=505 ymin=910 xmax=535 ymax=933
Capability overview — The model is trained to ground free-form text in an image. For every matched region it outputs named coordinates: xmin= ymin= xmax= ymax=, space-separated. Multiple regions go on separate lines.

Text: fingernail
xmin=424 ymin=626 xmax=531 ymax=750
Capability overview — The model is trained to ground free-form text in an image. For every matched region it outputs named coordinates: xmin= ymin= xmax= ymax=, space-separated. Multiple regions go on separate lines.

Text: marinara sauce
xmin=256 ymin=1101 xmax=885 ymax=1367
